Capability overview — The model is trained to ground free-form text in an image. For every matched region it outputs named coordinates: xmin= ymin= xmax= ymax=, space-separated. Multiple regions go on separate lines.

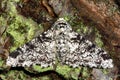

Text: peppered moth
xmin=6 ymin=18 xmax=113 ymax=68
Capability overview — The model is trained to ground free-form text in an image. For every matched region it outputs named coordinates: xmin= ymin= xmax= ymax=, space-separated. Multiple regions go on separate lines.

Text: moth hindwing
xmin=6 ymin=18 xmax=113 ymax=68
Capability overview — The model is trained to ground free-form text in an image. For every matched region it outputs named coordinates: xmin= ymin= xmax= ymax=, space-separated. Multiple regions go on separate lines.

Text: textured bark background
xmin=70 ymin=0 xmax=120 ymax=80
xmin=70 ymin=0 xmax=120 ymax=79
xmin=0 ymin=0 xmax=120 ymax=80
xmin=71 ymin=0 xmax=120 ymax=63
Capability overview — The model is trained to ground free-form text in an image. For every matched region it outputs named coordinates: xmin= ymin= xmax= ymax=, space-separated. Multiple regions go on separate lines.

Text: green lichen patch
xmin=6 ymin=15 xmax=42 ymax=52
xmin=94 ymin=28 xmax=104 ymax=48
xmin=56 ymin=64 xmax=81 ymax=80
xmin=33 ymin=65 xmax=53 ymax=73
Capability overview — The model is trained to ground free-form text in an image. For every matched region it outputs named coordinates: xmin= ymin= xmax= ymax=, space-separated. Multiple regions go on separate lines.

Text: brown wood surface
xmin=71 ymin=0 xmax=120 ymax=63
xmin=70 ymin=0 xmax=120 ymax=79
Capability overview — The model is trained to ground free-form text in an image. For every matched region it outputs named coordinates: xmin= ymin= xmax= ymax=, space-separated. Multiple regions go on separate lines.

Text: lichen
xmin=6 ymin=15 xmax=39 ymax=52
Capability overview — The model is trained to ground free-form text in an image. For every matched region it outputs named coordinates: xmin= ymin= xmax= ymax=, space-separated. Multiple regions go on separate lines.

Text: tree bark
xmin=71 ymin=0 xmax=120 ymax=63
xmin=71 ymin=0 xmax=120 ymax=79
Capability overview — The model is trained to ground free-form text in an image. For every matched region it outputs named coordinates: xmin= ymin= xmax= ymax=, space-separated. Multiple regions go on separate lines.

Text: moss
xmin=0 ymin=74 xmax=6 ymax=80
xmin=0 ymin=58 xmax=4 ymax=67
xmin=56 ymin=64 xmax=81 ymax=80
xmin=94 ymin=28 xmax=104 ymax=47
xmin=33 ymin=65 xmax=53 ymax=72
xmin=6 ymin=15 xmax=39 ymax=52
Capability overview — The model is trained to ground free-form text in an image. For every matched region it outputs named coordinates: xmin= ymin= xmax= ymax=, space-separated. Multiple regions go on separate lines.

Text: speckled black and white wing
xmin=53 ymin=18 xmax=113 ymax=69
xmin=62 ymin=33 xmax=113 ymax=68
xmin=6 ymin=30 xmax=56 ymax=67
xmin=6 ymin=18 xmax=113 ymax=69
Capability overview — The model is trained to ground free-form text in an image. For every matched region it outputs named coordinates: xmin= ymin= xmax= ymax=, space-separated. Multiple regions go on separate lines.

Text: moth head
xmin=52 ymin=18 xmax=72 ymax=32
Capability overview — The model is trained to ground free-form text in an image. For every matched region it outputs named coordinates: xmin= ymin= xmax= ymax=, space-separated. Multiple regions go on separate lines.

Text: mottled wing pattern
xmin=6 ymin=30 xmax=56 ymax=67
xmin=52 ymin=18 xmax=113 ymax=68
xmin=6 ymin=18 xmax=113 ymax=69
xmin=62 ymin=32 xmax=113 ymax=68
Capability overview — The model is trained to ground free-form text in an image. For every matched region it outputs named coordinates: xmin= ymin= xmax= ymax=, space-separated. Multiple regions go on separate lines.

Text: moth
xmin=6 ymin=18 xmax=113 ymax=68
